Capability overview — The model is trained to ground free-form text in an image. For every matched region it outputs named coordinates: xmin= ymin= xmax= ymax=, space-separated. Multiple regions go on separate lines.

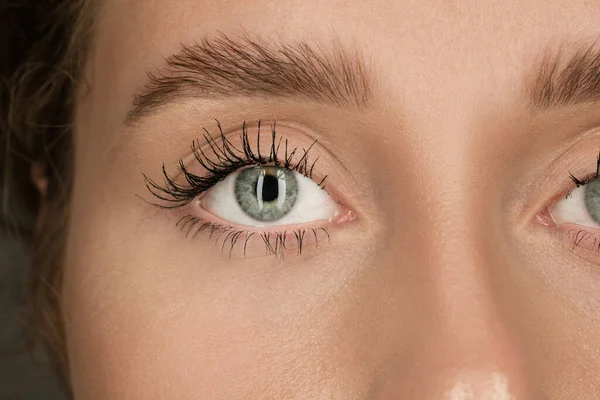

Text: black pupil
xmin=257 ymin=174 xmax=279 ymax=202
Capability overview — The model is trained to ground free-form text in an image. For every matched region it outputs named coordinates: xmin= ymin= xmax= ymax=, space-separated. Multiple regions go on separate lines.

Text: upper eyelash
xmin=141 ymin=120 xmax=327 ymax=209
xmin=562 ymin=151 xmax=600 ymax=199
xmin=569 ymin=151 xmax=600 ymax=188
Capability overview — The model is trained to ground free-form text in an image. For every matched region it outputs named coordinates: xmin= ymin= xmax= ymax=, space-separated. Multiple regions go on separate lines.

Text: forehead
xmin=96 ymin=0 xmax=600 ymax=63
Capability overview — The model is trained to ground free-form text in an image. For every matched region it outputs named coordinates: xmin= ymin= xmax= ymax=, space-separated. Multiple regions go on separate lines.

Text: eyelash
xmin=141 ymin=120 xmax=331 ymax=257
xmin=175 ymin=216 xmax=331 ymax=257
xmin=567 ymin=152 xmax=600 ymax=195
xmin=142 ymin=120 xmax=327 ymax=208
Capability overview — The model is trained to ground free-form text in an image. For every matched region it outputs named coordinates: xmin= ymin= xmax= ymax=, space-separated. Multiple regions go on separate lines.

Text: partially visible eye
xmin=199 ymin=166 xmax=340 ymax=228
xmin=550 ymin=177 xmax=600 ymax=229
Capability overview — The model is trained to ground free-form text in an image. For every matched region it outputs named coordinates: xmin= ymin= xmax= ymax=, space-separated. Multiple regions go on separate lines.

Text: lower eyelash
xmin=566 ymin=228 xmax=600 ymax=253
xmin=176 ymin=215 xmax=331 ymax=258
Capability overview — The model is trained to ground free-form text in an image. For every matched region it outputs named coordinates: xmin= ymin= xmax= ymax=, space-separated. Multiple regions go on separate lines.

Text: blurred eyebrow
xmin=125 ymin=33 xmax=373 ymax=124
xmin=529 ymin=42 xmax=600 ymax=109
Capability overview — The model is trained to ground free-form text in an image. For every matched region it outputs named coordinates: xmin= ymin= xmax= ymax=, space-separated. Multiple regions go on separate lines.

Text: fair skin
xmin=63 ymin=0 xmax=600 ymax=398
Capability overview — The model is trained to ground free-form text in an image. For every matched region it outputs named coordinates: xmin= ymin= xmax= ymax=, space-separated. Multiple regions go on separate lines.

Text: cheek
xmin=61 ymin=195 xmax=372 ymax=399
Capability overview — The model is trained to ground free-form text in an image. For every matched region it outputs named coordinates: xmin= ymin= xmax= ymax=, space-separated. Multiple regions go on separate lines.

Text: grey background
xmin=0 ymin=226 xmax=66 ymax=399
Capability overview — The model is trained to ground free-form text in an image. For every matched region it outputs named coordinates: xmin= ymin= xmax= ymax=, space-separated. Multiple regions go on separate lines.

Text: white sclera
xmin=552 ymin=185 xmax=597 ymax=227
xmin=200 ymin=169 xmax=339 ymax=228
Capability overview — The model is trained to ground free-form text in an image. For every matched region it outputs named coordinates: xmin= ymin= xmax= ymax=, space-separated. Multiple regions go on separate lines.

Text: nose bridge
xmin=418 ymin=226 xmax=531 ymax=398
xmin=423 ymin=263 xmax=530 ymax=398
xmin=374 ymin=146 xmax=536 ymax=398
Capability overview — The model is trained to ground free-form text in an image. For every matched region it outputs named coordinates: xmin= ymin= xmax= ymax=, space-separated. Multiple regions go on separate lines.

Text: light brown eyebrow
xmin=125 ymin=33 xmax=374 ymax=124
xmin=529 ymin=42 xmax=600 ymax=110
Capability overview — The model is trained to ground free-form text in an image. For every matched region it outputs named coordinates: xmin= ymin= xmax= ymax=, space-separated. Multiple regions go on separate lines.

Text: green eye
xmin=584 ymin=177 xmax=600 ymax=224
xmin=234 ymin=167 xmax=299 ymax=221
xmin=200 ymin=163 xmax=340 ymax=228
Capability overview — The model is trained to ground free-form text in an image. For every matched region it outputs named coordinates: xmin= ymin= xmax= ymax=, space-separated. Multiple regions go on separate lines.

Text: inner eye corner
xmin=535 ymin=174 xmax=600 ymax=236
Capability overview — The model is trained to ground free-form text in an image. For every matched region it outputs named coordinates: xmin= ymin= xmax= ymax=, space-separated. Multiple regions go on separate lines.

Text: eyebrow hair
xmin=125 ymin=34 xmax=373 ymax=123
xmin=529 ymin=42 xmax=600 ymax=109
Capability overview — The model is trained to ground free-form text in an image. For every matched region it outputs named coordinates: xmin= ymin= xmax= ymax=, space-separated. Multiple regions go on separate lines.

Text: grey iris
xmin=585 ymin=178 xmax=600 ymax=224
xmin=235 ymin=167 xmax=298 ymax=221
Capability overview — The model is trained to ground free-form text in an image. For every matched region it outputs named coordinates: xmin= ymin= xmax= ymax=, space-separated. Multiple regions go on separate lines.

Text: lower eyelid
xmin=548 ymin=224 xmax=600 ymax=254
xmin=175 ymin=214 xmax=336 ymax=257
xmin=536 ymin=199 xmax=600 ymax=260
xmin=564 ymin=227 xmax=600 ymax=252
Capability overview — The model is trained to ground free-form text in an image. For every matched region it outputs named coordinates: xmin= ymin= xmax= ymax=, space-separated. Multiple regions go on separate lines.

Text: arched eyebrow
xmin=124 ymin=33 xmax=373 ymax=124
xmin=529 ymin=42 xmax=600 ymax=110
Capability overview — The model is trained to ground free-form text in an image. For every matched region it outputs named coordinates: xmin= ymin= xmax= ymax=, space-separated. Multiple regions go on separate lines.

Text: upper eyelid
xmin=140 ymin=121 xmax=328 ymax=208
xmin=568 ymin=152 xmax=600 ymax=188
xmin=517 ymin=141 xmax=600 ymax=225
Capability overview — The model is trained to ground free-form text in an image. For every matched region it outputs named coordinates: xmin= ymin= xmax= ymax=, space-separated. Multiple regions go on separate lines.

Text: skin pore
xmin=63 ymin=0 xmax=600 ymax=398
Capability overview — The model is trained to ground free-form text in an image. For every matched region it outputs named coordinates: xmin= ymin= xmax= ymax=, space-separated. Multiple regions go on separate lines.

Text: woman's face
xmin=63 ymin=0 xmax=600 ymax=398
